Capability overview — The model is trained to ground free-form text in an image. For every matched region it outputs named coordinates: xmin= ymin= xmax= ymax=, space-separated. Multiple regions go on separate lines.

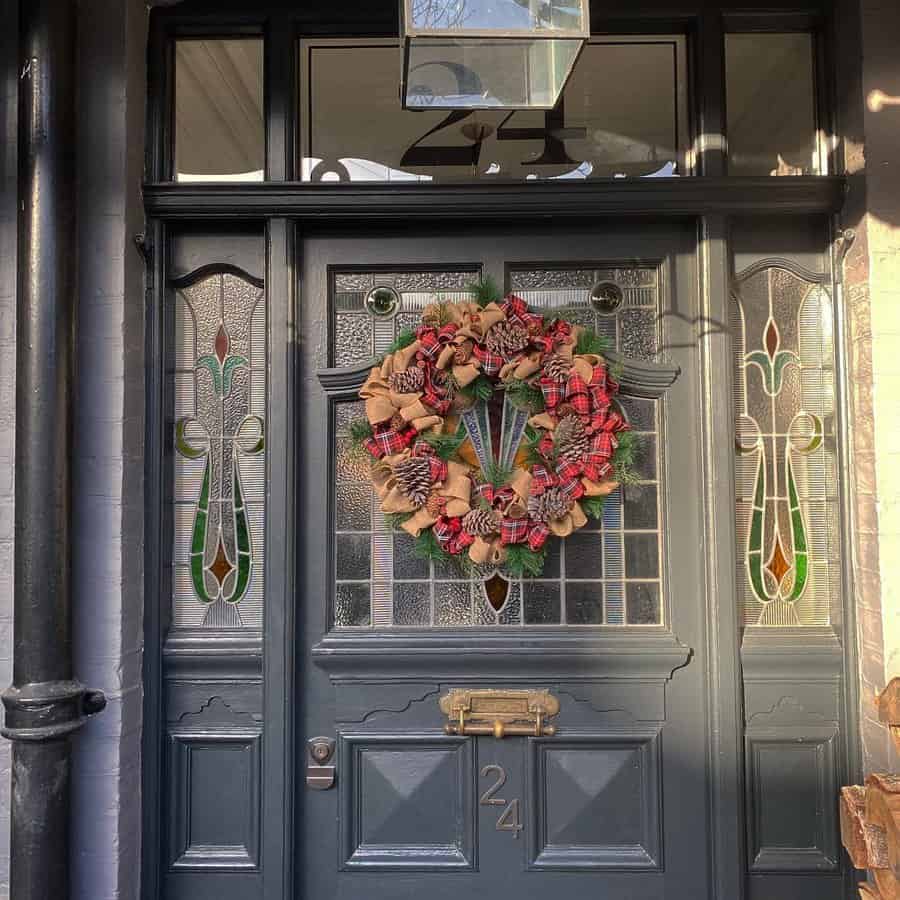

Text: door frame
xmin=140 ymin=5 xmax=862 ymax=900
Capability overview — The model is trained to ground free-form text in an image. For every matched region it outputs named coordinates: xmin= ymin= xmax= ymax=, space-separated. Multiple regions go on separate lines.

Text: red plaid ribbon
xmin=500 ymin=517 xmax=529 ymax=545
xmin=539 ymin=377 xmax=566 ymax=409
xmin=416 ymin=323 xmax=458 ymax=363
xmin=433 ymin=516 xmax=475 ymax=555
xmin=503 ymin=295 xmax=543 ymax=332
xmin=472 ymin=344 xmax=505 ymax=376
xmin=364 ymin=424 xmax=416 ymax=459
xmin=527 ymin=522 xmax=550 ymax=551
xmin=476 ymin=482 xmax=516 ymax=509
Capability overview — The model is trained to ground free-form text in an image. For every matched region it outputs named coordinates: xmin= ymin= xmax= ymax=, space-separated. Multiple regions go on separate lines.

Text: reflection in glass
xmin=175 ymin=39 xmax=264 ymax=182
xmin=302 ymin=39 xmax=686 ymax=182
xmin=402 ymin=0 xmax=588 ymax=109
xmin=726 ymin=33 xmax=818 ymax=176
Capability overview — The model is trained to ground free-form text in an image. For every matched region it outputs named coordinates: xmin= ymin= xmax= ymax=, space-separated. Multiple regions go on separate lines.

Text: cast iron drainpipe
xmin=1 ymin=2 xmax=107 ymax=898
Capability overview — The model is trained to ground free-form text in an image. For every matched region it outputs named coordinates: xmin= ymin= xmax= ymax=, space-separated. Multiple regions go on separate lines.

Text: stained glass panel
xmin=331 ymin=264 xmax=664 ymax=627
xmin=171 ymin=272 xmax=266 ymax=628
xmin=731 ymin=264 xmax=839 ymax=627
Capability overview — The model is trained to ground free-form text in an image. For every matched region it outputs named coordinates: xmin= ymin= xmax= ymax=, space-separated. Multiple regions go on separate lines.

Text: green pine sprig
xmin=580 ymin=495 xmax=607 ymax=520
xmin=421 ymin=429 xmax=467 ymax=461
xmin=383 ymin=511 xmax=413 ymax=531
xmin=612 ymin=430 xmax=642 ymax=485
xmin=466 ymin=275 xmax=503 ymax=308
xmin=504 ymin=543 xmax=547 ymax=579
xmin=375 ymin=328 xmax=417 ymax=364
xmin=459 ymin=374 xmax=495 ymax=403
xmin=414 ymin=529 xmax=450 ymax=564
xmin=482 ymin=459 xmax=514 ymax=489
xmin=501 ymin=379 xmax=545 ymax=414
xmin=345 ymin=418 xmax=375 ymax=459
xmin=575 ymin=326 xmax=611 ymax=357
xmin=522 ymin=424 xmax=548 ymax=467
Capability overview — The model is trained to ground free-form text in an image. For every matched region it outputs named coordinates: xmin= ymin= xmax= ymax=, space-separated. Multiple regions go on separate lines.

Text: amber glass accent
xmin=484 ymin=573 xmax=510 ymax=612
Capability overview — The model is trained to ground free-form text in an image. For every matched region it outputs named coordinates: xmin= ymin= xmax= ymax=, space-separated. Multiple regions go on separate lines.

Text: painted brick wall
xmin=70 ymin=3 xmax=148 ymax=898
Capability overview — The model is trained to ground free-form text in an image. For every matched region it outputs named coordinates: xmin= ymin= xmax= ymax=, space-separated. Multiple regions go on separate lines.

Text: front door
xmin=298 ymin=223 xmax=709 ymax=899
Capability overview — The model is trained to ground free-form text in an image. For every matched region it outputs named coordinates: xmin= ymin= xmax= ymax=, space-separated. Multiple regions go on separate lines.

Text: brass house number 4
xmin=480 ymin=765 xmax=523 ymax=838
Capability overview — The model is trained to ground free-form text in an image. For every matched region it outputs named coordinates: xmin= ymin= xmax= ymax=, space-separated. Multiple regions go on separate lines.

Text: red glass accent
xmin=484 ymin=573 xmax=509 ymax=611
xmin=215 ymin=324 xmax=229 ymax=364
xmin=765 ymin=534 xmax=791 ymax=587
xmin=209 ymin=535 xmax=234 ymax=586
xmin=764 ymin=319 xmax=779 ymax=359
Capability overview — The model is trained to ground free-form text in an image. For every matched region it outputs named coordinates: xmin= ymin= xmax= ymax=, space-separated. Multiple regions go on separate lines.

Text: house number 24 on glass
xmin=480 ymin=765 xmax=523 ymax=838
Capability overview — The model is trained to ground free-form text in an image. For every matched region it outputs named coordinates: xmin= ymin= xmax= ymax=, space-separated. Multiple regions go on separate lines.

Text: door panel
xmin=298 ymin=225 xmax=708 ymax=899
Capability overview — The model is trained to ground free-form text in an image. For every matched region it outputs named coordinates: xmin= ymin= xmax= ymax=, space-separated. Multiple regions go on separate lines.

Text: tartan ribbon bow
xmin=433 ymin=515 xmax=475 ymax=554
xmin=363 ymin=422 xmax=416 ymax=459
xmin=531 ymin=319 xmax=574 ymax=355
xmin=499 ymin=515 xmax=552 ymax=551
xmin=475 ymin=482 xmax=516 ymax=510
xmin=471 ymin=344 xmax=505 ymax=376
xmin=502 ymin=295 xmax=543 ymax=332
xmin=415 ymin=322 xmax=459 ymax=362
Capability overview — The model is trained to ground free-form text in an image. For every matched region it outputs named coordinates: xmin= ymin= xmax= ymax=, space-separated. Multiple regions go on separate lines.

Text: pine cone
xmin=543 ymin=352 xmax=571 ymax=383
xmin=527 ymin=487 xmax=573 ymax=524
xmin=389 ymin=366 xmax=425 ymax=394
xmin=389 ymin=412 xmax=406 ymax=431
xmin=485 ymin=320 xmax=530 ymax=358
xmin=462 ymin=507 xmax=500 ymax=536
xmin=394 ymin=456 xmax=433 ymax=507
xmin=426 ymin=493 xmax=447 ymax=518
xmin=554 ymin=414 xmax=589 ymax=463
xmin=555 ymin=402 xmax=576 ymax=420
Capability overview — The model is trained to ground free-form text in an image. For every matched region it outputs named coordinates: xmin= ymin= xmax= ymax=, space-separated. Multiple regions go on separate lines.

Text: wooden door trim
xmin=143 ymin=177 xmax=846 ymax=221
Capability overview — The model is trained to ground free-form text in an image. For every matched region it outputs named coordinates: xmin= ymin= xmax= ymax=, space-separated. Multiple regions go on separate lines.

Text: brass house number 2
xmin=479 ymin=765 xmax=523 ymax=838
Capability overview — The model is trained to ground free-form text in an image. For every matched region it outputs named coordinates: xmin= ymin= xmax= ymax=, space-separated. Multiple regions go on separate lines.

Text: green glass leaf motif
xmin=195 ymin=355 xmax=223 ymax=395
xmin=786 ymin=458 xmax=809 ymax=603
xmin=745 ymin=349 xmax=799 ymax=397
xmin=175 ymin=417 xmax=209 ymax=459
xmin=227 ymin=462 xmax=253 ymax=604
xmin=189 ymin=461 xmax=215 ymax=604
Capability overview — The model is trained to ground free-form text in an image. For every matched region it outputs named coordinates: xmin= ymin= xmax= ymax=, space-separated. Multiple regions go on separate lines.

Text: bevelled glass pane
xmin=335 ymin=583 xmax=371 ymax=627
xmin=562 ymin=532 xmax=603 ymax=579
xmin=301 ymin=38 xmax=687 ymax=182
xmin=524 ymin=582 xmax=561 ymax=624
xmin=624 ymin=533 xmax=659 ymax=579
xmin=393 ymin=582 xmax=431 ymax=625
xmin=726 ymin=33 xmax=818 ymax=176
xmin=566 ymin=582 xmax=604 ymax=624
xmin=626 ymin=582 xmax=660 ymax=624
xmin=336 ymin=534 xmax=371 ymax=580
xmin=623 ymin=483 xmax=658 ymax=530
xmin=393 ymin=532 xmax=430 ymax=579
xmin=175 ymin=39 xmax=264 ymax=182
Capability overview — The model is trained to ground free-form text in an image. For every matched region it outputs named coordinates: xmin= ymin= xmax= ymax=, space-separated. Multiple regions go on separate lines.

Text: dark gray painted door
xmin=298 ymin=224 xmax=710 ymax=899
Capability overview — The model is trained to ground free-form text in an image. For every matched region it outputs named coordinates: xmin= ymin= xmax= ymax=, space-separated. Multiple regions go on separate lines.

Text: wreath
xmin=348 ymin=279 xmax=638 ymax=578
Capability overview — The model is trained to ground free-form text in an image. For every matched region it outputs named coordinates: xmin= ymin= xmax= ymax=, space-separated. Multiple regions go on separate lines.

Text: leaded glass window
xmin=332 ymin=265 xmax=664 ymax=627
xmin=171 ymin=270 xmax=266 ymax=628
xmin=731 ymin=263 xmax=840 ymax=627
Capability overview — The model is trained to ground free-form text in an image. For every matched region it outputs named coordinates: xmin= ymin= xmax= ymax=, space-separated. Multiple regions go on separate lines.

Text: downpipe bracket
xmin=1 ymin=680 xmax=107 ymax=742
